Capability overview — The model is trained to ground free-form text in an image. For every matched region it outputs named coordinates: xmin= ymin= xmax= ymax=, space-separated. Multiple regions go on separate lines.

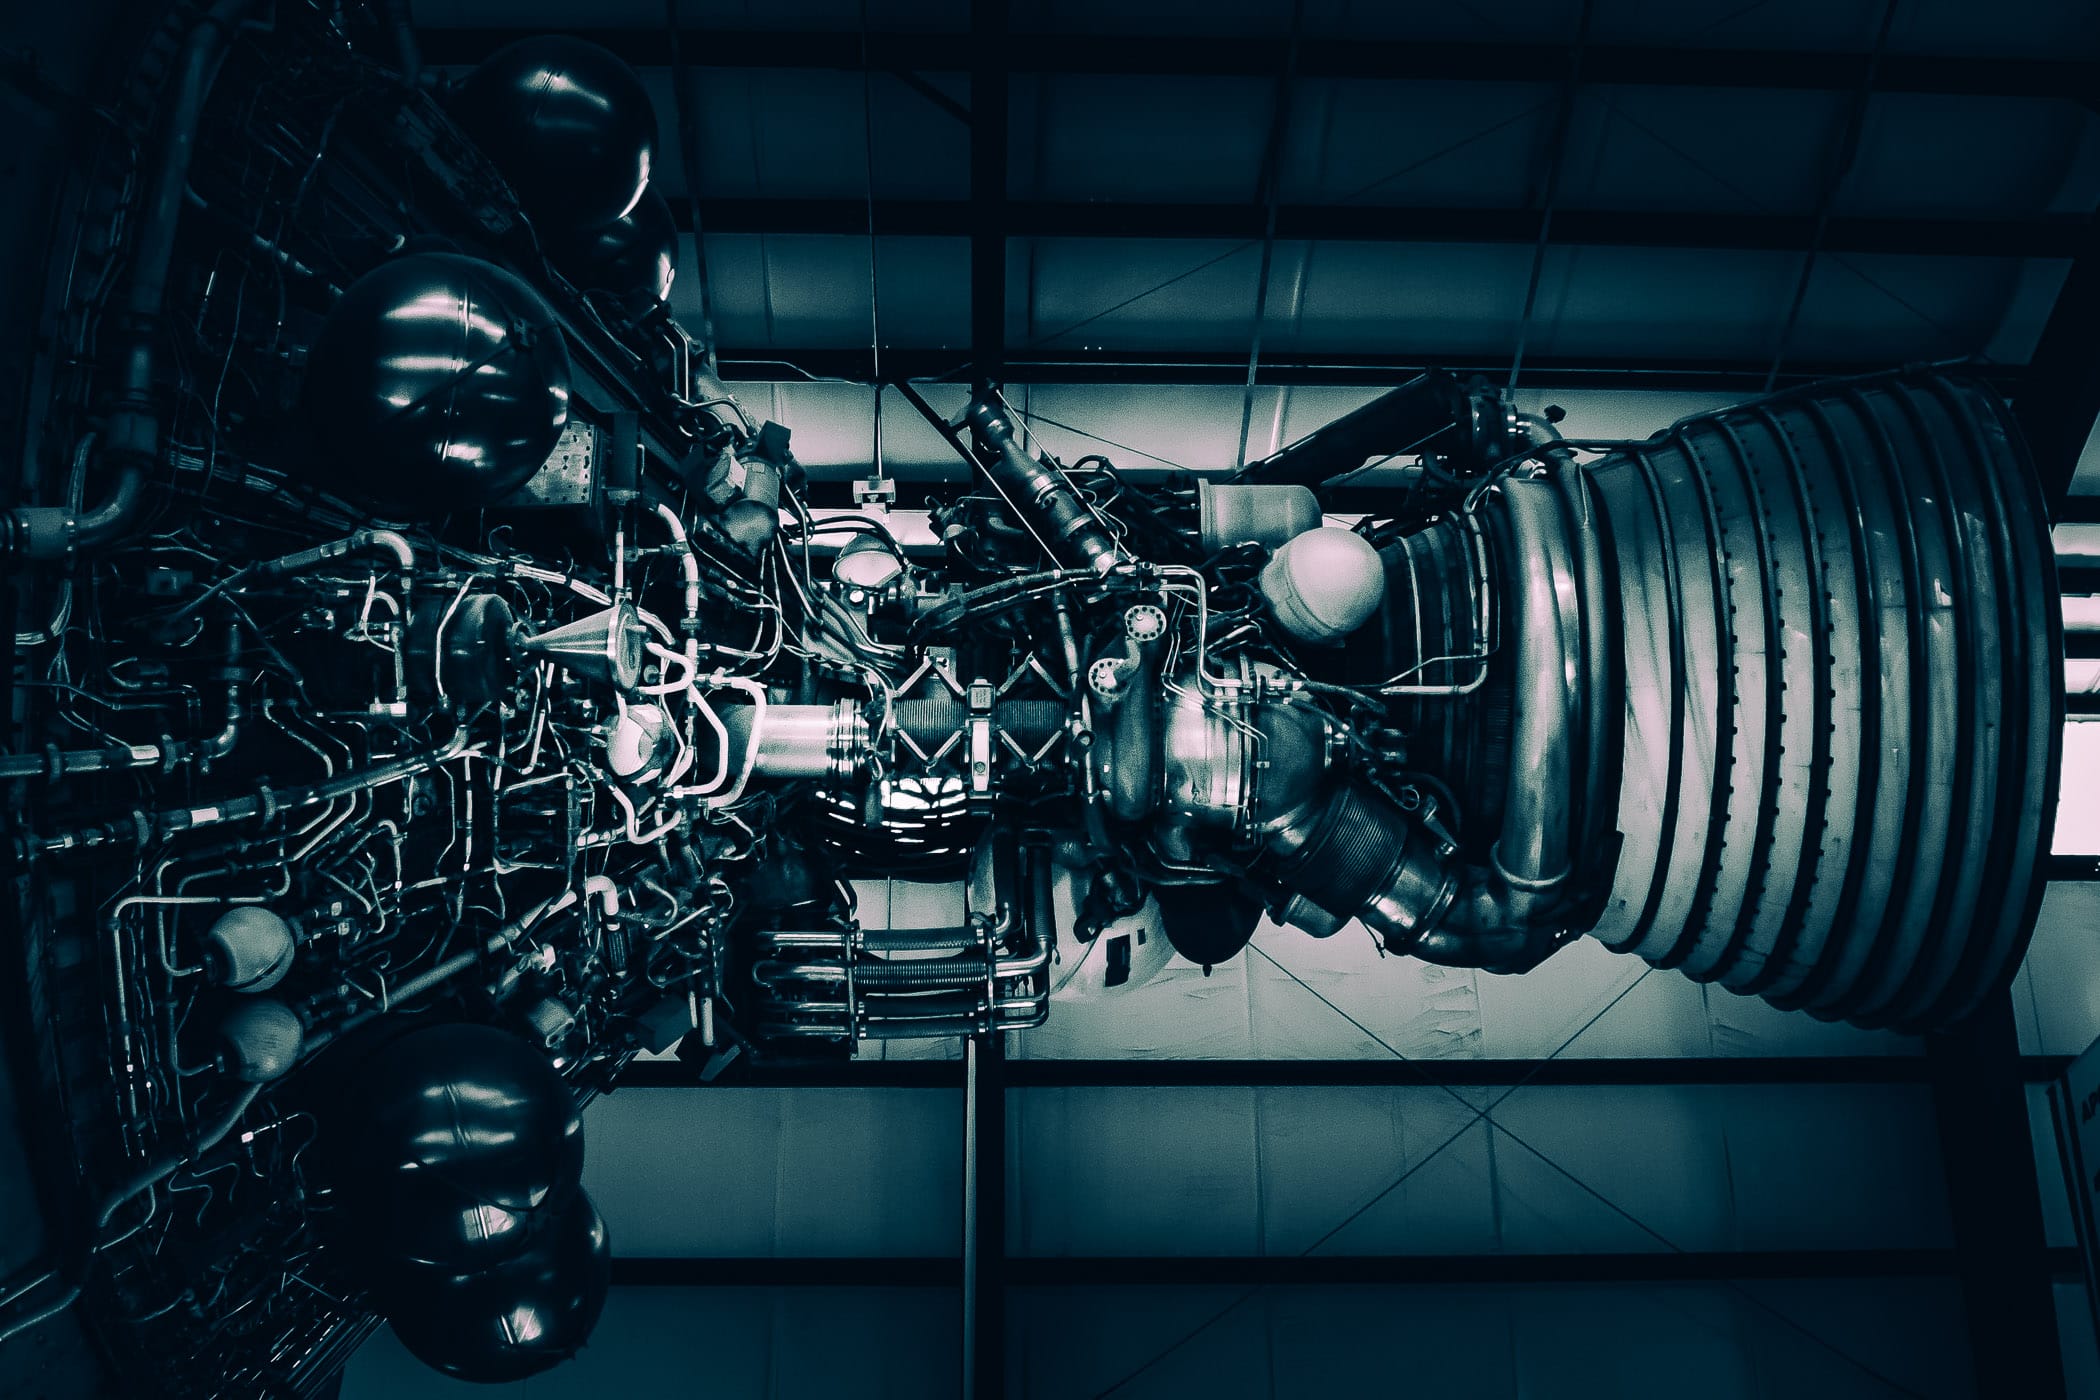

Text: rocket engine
xmin=0 ymin=6 xmax=2062 ymax=1395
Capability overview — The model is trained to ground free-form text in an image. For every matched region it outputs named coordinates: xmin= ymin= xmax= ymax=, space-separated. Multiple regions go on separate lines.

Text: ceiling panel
xmin=639 ymin=68 xmax=968 ymax=201
xmin=1011 ymin=0 xmax=1302 ymax=35
xmin=1788 ymin=251 xmax=2024 ymax=362
xmin=1296 ymin=0 xmax=1586 ymax=43
xmin=1892 ymin=0 xmax=2100 ymax=58
xmin=693 ymin=233 xmax=970 ymax=349
xmin=413 ymin=0 xmax=968 ymax=31
xmin=1981 ymin=258 xmax=2073 ymax=364
xmin=1556 ymin=87 xmax=1845 ymax=215
xmin=1840 ymin=93 xmax=2100 ymax=220
xmin=1279 ymin=79 xmax=1551 ymax=209
xmin=1009 ymin=74 xmax=1275 ymax=203
xmin=1517 ymin=245 xmax=1800 ymax=362
xmin=1018 ymin=236 xmax=1266 ymax=351
xmin=1275 ymin=241 xmax=1536 ymax=356
xmin=1586 ymin=0 xmax=1890 ymax=50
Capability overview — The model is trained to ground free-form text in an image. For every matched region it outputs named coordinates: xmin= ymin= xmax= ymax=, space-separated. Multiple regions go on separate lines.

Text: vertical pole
xmin=962 ymin=1032 xmax=1006 ymax=1400
xmin=1928 ymin=991 xmax=2066 ymax=1396
xmin=961 ymin=1033 xmax=978 ymax=1399
xmin=961 ymin=1028 xmax=1003 ymax=1400
xmin=969 ymin=0 xmax=1008 ymax=396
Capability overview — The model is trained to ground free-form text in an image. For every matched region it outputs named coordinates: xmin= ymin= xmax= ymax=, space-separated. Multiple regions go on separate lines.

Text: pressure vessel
xmin=300 ymin=253 xmax=571 ymax=516
xmin=548 ymin=186 xmax=678 ymax=305
xmin=376 ymin=1191 xmax=612 ymax=1382
xmin=1259 ymin=526 xmax=1387 ymax=644
xmin=451 ymin=36 xmax=656 ymax=235
xmin=317 ymin=1021 xmax=585 ymax=1272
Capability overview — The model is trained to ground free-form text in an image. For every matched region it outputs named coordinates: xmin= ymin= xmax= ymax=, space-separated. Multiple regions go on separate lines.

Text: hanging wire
xmin=1233 ymin=0 xmax=1306 ymax=471
xmin=1008 ymin=405 xmax=1192 ymax=472
xmin=1762 ymin=0 xmax=1904 ymax=392
xmin=1507 ymin=0 xmax=1594 ymax=393
xmin=860 ymin=0 xmax=885 ymax=479
xmin=665 ymin=0 xmax=719 ymax=372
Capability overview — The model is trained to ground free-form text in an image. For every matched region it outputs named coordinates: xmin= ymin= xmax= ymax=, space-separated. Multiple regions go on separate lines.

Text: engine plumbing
xmin=0 ymin=7 xmax=2062 ymax=1394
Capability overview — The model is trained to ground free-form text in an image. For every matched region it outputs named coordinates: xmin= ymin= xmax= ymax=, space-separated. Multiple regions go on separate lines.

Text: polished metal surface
xmin=301 ymin=253 xmax=573 ymax=514
xmin=450 ymin=34 xmax=656 ymax=234
xmin=1581 ymin=370 xmax=2060 ymax=1029
xmin=0 ymin=3 xmax=2069 ymax=1386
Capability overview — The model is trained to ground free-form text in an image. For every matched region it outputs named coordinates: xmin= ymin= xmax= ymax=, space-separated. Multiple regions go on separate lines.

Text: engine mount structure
xmin=0 ymin=6 xmax=2065 ymax=1395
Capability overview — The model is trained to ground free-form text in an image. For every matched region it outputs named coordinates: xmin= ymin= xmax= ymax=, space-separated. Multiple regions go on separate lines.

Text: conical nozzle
xmin=518 ymin=600 xmax=647 ymax=689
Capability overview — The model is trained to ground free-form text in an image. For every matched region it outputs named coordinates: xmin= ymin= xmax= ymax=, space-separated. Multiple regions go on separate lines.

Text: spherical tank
xmin=300 ymin=253 xmax=571 ymax=516
xmin=376 ymin=1191 xmax=613 ymax=1383
xmin=318 ymin=1021 xmax=585 ymax=1272
xmin=549 ymin=186 xmax=678 ymax=306
xmin=451 ymin=35 xmax=657 ymax=235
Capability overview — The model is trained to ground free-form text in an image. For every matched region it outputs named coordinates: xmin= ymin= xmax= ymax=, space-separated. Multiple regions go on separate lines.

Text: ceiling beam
xmin=666 ymin=196 xmax=2084 ymax=259
xmin=614 ymin=1054 xmax=2077 ymax=1090
xmin=613 ymin=1257 xmax=962 ymax=1287
xmin=710 ymin=347 xmax=2024 ymax=393
xmin=1006 ymin=1249 xmax=2086 ymax=1287
xmin=416 ymin=29 xmax=2099 ymax=106
xmin=610 ymin=1249 xmax=2086 ymax=1287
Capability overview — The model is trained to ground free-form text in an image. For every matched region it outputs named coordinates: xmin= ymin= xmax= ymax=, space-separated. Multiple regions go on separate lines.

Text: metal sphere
xmin=549 ymin=186 xmax=678 ymax=306
xmin=451 ymin=36 xmax=657 ymax=234
xmin=375 ymin=1192 xmax=612 ymax=1384
xmin=300 ymin=253 xmax=571 ymax=516
xmin=319 ymin=1021 xmax=585 ymax=1272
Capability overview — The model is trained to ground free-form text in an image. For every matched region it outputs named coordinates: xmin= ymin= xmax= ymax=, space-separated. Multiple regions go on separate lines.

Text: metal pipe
xmin=1407 ymin=483 xmax=1579 ymax=971
xmin=32 ymin=733 xmax=475 ymax=855
xmin=379 ymin=0 xmax=421 ymax=85
xmin=254 ymin=528 xmax=414 ymax=578
xmin=1103 ymin=621 xmax=1164 ymax=822
xmin=0 ymin=1081 xmax=261 ymax=1345
xmin=4 ymin=0 xmax=254 ymax=561
xmin=1485 ymin=483 xmax=1576 ymax=893
xmin=1232 ymin=370 xmax=1474 ymax=486
xmin=962 ymin=394 xmax=1126 ymax=574
xmin=0 ymin=614 xmax=244 ymax=780
xmin=1379 ymin=511 xmax=1495 ymax=696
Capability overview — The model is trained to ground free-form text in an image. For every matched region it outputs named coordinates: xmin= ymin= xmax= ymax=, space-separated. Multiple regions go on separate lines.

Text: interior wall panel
xmin=1004 ymin=1280 xmax=1974 ymax=1400
xmin=341 ymin=1286 xmax=961 ymax=1400
xmin=2011 ymin=882 xmax=2100 ymax=1057
xmin=580 ymin=1088 xmax=962 ymax=1257
xmin=1007 ymin=1084 xmax=1950 ymax=1258
xmin=1017 ymin=917 xmax=1922 ymax=1063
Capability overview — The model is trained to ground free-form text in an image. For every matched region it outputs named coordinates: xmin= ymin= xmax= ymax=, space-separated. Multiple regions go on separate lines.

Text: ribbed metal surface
xmin=1584 ymin=368 xmax=2062 ymax=1030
